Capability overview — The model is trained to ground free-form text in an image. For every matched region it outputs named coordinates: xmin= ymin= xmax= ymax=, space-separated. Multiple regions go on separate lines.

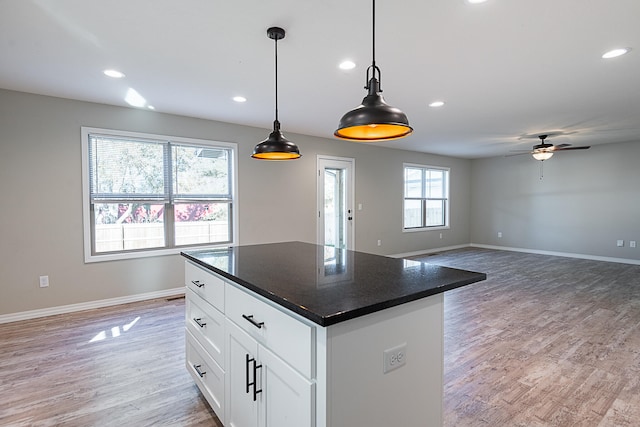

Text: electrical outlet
xmin=439 ymin=233 xmax=443 ymax=239
xmin=39 ymin=275 xmax=49 ymax=288
xmin=377 ymin=239 xmax=381 ymax=246
xmin=383 ymin=343 xmax=407 ymax=374
xmin=631 ymin=241 xmax=637 ymax=248
xmin=497 ymin=232 xmax=502 ymax=238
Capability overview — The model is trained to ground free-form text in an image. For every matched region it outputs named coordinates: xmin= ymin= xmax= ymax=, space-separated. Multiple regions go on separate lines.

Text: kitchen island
xmin=181 ymin=241 xmax=485 ymax=427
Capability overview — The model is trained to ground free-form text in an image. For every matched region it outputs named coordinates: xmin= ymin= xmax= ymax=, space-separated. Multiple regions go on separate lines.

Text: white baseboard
xmin=0 ymin=287 xmax=185 ymax=325
xmin=390 ymin=242 xmax=640 ymax=266
xmin=470 ymin=243 xmax=640 ymax=266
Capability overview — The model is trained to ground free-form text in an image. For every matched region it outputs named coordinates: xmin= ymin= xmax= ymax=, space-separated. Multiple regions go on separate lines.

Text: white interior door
xmin=317 ymin=156 xmax=355 ymax=251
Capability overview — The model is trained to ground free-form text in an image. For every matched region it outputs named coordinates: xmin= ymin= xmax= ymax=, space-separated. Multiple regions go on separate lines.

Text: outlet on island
xmin=383 ymin=343 xmax=407 ymax=374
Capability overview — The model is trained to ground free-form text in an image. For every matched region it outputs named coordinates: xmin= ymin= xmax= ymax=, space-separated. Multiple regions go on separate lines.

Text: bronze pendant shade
xmin=335 ymin=0 xmax=412 ymax=142
xmin=252 ymin=27 xmax=301 ymax=160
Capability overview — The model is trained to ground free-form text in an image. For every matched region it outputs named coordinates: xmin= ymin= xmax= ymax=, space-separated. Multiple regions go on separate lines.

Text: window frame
xmin=402 ymin=163 xmax=450 ymax=232
xmin=81 ymin=127 xmax=238 ymax=263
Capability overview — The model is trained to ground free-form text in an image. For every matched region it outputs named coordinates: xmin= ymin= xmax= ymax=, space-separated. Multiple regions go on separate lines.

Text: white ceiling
xmin=1 ymin=0 xmax=639 ymax=158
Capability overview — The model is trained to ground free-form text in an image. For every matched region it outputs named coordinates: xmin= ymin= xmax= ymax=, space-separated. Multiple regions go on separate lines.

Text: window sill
xmin=403 ymin=226 xmax=450 ymax=233
xmin=84 ymin=243 xmax=233 ymax=263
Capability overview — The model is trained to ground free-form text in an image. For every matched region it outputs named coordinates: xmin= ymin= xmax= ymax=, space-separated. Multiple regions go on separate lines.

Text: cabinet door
xmin=259 ymin=346 xmax=314 ymax=427
xmin=226 ymin=319 xmax=259 ymax=427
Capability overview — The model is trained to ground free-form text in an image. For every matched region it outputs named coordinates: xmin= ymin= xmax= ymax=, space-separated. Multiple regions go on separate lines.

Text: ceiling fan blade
xmin=552 ymin=143 xmax=571 ymax=149
xmin=554 ymin=146 xmax=591 ymax=151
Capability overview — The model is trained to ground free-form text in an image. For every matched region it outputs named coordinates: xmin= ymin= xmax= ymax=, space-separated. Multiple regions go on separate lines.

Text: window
xmin=403 ymin=164 xmax=449 ymax=230
xmin=81 ymin=127 xmax=237 ymax=262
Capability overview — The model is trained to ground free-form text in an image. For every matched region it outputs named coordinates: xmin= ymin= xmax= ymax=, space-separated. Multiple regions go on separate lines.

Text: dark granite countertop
xmin=181 ymin=241 xmax=486 ymax=327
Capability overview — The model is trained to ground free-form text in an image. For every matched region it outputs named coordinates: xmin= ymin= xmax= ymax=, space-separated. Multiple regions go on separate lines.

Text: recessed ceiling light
xmin=104 ymin=69 xmax=125 ymax=78
xmin=466 ymin=0 xmax=488 ymax=4
xmin=233 ymin=96 xmax=247 ymax=103
xmin=339 ymin=60 xmax=356 ymax=70
xmin=602 ymin=48 xmax=631 ymax=59
xmin=147 ymin=105 xmax=155 ymax=110
xmin=429 ymin=101 xmax=445 ymax=108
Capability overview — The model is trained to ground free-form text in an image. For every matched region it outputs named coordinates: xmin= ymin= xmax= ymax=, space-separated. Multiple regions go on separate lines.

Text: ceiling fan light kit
xmin=334 ymin=0 xmax=412 ymax=142
xmin=252 ymin=27 xmax=301 ymax=160
xmin=507 ymin=134 xmax=591 ymax=162
xmin=531 ymin=136 xmax=554 ymax=161
xmin=532 ymin=151 xmax=553 ymax=161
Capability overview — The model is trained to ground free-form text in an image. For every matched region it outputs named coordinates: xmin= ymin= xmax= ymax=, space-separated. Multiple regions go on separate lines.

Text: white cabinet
xmin=185 ymin=261 xmax=315 ymax=427
xmin=226 ymin=320 xmax=259 ymax=427
xmin=186 ymin=288 xmax=225 ymax=367
xmin=185 ymin=259 xmax=445 ymax=427
xmin=184 ymin=263 xmax=226 ymax=422
xmin=225 ymin=317 xmax=314 ymax=427
xmin=225 ymin=281 xmax=313 ymax=378
xmin=186 ymin=328 xmax=225 ymax=417
xmin=259 ymin=344 xmax=314 ymax=427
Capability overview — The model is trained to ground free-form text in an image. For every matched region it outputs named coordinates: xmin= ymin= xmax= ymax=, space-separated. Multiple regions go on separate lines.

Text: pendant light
xmin=252 ymin=27 xmax=301 ymax=160
xmin=335 ymin=0 xmax=412 ymax=142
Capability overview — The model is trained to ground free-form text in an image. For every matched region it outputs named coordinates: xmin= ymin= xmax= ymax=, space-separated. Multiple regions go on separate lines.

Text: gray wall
xmin=469 ymin=140 xmax=640 ymax=260
xmin=0 ymin=89 xmax=471 ymax=316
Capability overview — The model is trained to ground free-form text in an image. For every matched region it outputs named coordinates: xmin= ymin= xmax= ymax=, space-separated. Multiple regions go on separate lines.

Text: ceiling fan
xmin=507 ymin=134 xmax=591 ymax=161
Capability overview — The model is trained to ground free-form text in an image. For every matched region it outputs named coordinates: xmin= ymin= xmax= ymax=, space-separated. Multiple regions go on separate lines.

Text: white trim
xmin=80 ymin=126 xmax=239 ymax=263
xmin=470 ymin=243 xmax=640 ymax=266
xmin=402 ymin=226 xmax=450 ymax=233
xmin=0 ymin=287 xmax=185 ymax=325
xmin=402 ymin=163 xmax=450 ymax=232
xmin=390 ymin=243 xmax=640 ymax=266
xmin=317 ymin=155 xmax=356 ymax=250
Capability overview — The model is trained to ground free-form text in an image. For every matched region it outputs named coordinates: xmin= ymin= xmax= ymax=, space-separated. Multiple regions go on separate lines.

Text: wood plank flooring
xmin=411 ymin=248 xmax=640 ymax=427
xmin=0 ymin=297 xmax=222 ymax=427
xmin=1 ymin=248 xmax=639 ymax=426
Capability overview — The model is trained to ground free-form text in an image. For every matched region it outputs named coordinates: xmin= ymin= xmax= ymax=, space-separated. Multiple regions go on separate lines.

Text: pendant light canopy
xmin=335 ymin=0 xmax=412 ymax=142
xmin=252 ymin=27 xmax=301 ymax=160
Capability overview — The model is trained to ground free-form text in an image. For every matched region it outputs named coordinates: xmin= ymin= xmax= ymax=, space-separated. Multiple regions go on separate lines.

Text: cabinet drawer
xmin=186 ymin=288 xmax=225 ymax=368
xmin=185 ymin=261 xmax=225 ymax=313
xmin=186 ymin=329 xmax=225 ymax=422
xmin=225 ymin=283 xmax=314 ymax=379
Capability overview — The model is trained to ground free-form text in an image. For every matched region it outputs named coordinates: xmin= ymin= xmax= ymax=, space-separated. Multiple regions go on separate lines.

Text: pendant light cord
xmin=372 ymin=0 xmax=376 ymax=69
xmin=366 ymin=0 xmax=381 ymax=90
xmin=274 ymin=34 xmax=280 ymax=127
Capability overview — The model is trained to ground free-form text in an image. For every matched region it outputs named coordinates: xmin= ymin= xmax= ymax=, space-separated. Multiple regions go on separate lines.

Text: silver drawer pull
xmin=193 ymin=364 xmax=206 ymax=378
xmin=242 ymin=314 xmax=265 ymax=329
xmin=194 ymin=318 xmax=206 ymax=328
xmin=192 ymin=280 xmax=205 ymax=288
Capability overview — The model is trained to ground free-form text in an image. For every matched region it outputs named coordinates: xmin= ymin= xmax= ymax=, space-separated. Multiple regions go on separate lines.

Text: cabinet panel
xmin=186 ymin=288 xmax=225 ymax=367
xmin=259 ymin=346 xmax=314 ymax=427
xmin=186 ymin=261 xmax=225 ymax=312
xmin=186 ymin=329 xmax=225 ymax=422
xmin=225 ymin=283 xmax=313 ymax=379
xmin=226 ymin=319 xmax=259 ymax=427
